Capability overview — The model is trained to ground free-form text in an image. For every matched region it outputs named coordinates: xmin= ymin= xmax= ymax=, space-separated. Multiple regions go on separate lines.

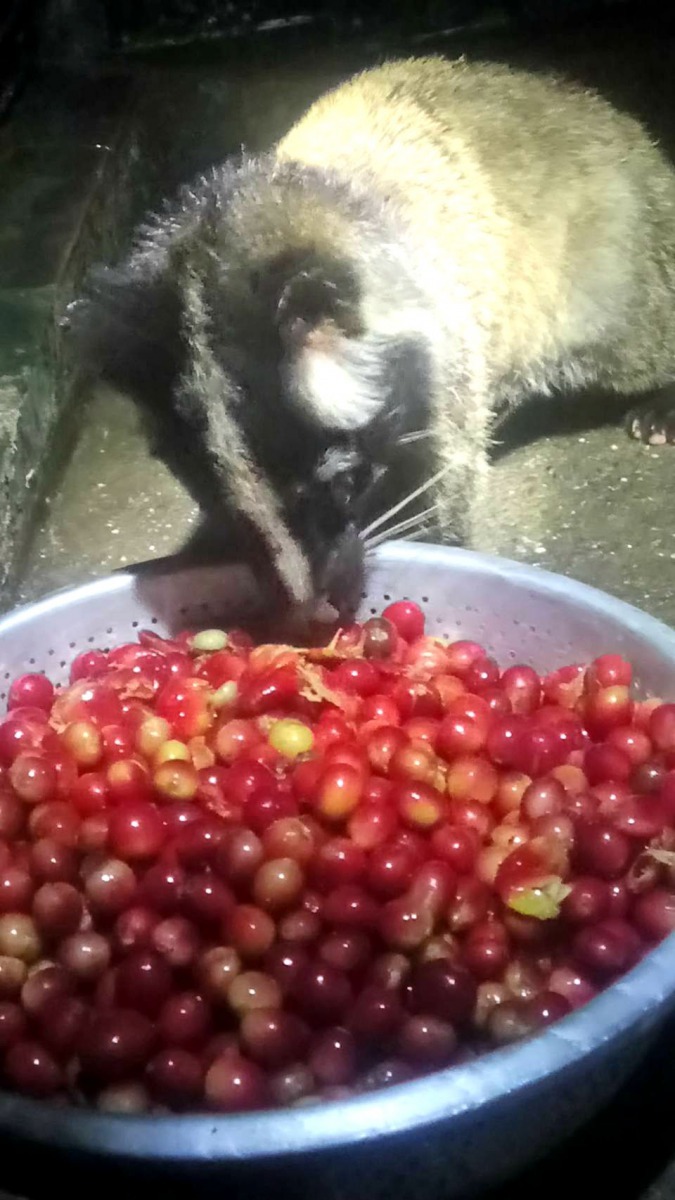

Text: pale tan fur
xmin=276 ymin=56 xmax=675 ymax=542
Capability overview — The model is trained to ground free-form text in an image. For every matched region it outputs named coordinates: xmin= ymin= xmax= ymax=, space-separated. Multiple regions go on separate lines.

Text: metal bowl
xmin=1 ymin=542 xmax=675 ymax=1196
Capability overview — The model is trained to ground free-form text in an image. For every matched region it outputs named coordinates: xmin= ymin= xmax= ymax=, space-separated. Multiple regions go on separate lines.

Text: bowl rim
xmin=4 ymin=540 xmax=675 ymax=656
xmin=0 ymin=541 xmax=674 ymax=1163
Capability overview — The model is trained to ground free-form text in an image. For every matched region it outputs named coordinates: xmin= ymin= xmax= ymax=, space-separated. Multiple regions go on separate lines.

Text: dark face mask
xmin=282 ymin=444 xmax=378 ymax=619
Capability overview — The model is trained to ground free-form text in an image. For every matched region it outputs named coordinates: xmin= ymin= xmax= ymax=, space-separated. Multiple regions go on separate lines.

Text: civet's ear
xmin=268 ymin=250 xmax=362 ymax=342
xmin=262 ymin=248 xmax=433 ymax=438
xmin=261 ymin=250 xmax=384 ymax=432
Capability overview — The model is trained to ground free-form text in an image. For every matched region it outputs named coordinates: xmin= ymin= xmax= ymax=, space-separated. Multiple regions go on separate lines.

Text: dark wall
xmin=25 ymin=0 xmax=646 ymax=56
xmin=0 ymin=0 xmax=659 ymax=117
xmin=103 ymin=0 xmax=636 ymax=47
xmin=0 ymin=1 xmax=43 ymax=119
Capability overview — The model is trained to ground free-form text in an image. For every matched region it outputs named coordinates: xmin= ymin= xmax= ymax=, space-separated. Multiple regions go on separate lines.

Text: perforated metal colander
xmin=3 ymin=542 xmax=675 ymax=696
xmin=1 ymin=542 xmax=675 ymax=1197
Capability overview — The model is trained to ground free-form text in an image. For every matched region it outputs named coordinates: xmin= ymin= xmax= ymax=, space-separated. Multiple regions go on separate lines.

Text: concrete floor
xmin=16 ymin=15 xmax=675 ymax=623
xmin=18 ymin=384 xmax=198 ymax=598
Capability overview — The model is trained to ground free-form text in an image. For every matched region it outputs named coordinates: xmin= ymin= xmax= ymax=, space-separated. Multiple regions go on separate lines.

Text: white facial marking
xmin=298 ymin=347 xmax=383 ymax=432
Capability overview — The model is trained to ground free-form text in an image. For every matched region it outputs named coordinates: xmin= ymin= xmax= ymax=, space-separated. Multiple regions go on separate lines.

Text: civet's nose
xmin=321 ymin=523 xmax=365 ymax=621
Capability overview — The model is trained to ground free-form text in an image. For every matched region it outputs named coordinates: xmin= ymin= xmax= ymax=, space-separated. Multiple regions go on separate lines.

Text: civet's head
xmin=70 ymin=158 xmax=433 ymax=617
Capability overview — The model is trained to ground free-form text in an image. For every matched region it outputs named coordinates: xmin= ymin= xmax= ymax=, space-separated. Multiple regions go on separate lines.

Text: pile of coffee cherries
xmin=0 ymin=600 xmax=673 ymax=1115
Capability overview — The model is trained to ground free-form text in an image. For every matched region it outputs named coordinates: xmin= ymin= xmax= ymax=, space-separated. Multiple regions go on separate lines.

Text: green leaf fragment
xmin=507 ymin=877 xmax=571 ymax=920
